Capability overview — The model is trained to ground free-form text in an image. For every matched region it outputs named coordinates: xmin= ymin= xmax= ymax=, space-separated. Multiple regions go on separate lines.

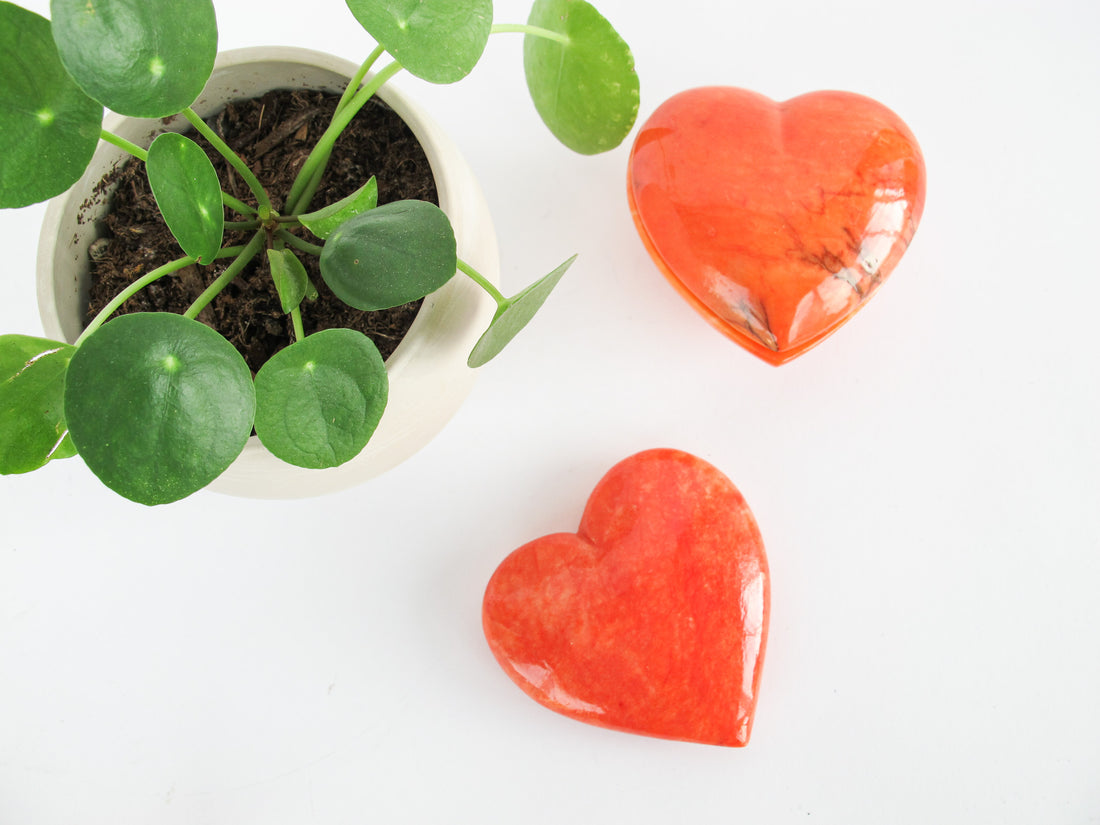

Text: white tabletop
xmin=2 ymin=0 xmax=1098 ymax=822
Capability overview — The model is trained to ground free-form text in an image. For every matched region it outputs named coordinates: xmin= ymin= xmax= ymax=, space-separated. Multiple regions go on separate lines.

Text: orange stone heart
xmin=628 ymin=87 xmax=926 ymax=365
xmin=482 ymin=449 xmax=769 ymax=747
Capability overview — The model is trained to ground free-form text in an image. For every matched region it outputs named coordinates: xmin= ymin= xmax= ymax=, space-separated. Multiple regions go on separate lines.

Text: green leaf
xmin=52 ymin=432 xmax=78 ymax=460
xmin=468 ymin=254 xmax=575 ymax=368
xmin=49 ymin=0 xmax=218 ymax=118
xmin=299 ymin=177 xmax=378 ymax=240
xmin=267 ymin=248 xmax=309 ymax=315
xmin=0 ymin=3 xmax=102 ymax=208
xmin=320 ymin=199 xmax=457 ymax=311
xmin=0 ymin=335 xmax=77 ymax=474
xmin=254 ymin=329 xmax=387 ymax=470
xmin=147 ymin=132 xmax=224 ymax=263
xmin=64 ymin=313 xmax=255 ymax=505
xmin=524 ymin=0 xmax=639 ymax=154
xmin=344 ymin=0 xmax=492 ymax=83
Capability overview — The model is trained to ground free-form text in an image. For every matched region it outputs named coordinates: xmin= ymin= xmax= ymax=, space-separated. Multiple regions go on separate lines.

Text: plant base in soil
xmin=85 ymin=88 xmax=438 ymax=374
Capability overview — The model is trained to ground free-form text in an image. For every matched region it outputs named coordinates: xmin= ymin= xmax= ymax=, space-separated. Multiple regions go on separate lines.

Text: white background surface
xmin=2 ymin=0 xmax=1098 ymax=822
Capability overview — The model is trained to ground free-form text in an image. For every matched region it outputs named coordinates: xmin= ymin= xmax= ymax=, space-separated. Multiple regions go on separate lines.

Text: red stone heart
xmin=482 ymin=449 xmax=769 ymax=747
xmin=628 ymin=87 xmax=926 ymax=365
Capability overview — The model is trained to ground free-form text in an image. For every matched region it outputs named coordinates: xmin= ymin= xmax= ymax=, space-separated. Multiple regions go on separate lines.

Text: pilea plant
xmin=0 ymin=0 xmax=639 ymax=504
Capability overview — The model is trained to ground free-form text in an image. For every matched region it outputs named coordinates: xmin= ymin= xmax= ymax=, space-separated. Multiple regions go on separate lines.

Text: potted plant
xmin=0 ymin=0 xmax=639 ymax=504
xmin=37 ymin=46 xmax=504 ymax=502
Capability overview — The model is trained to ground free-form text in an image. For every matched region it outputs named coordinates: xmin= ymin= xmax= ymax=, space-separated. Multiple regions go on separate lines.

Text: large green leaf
xmin=0 ymin=3 xmax=102 ymax=208
xmin=49 ymin=0 xmax=218 ymax=118
xmin=344 ymin=0 xmax=492 ymax=83
xmin=64 ymin=313 xmax=255 ymax=505
xmin=319 ymin=199 xmax=457 ymax=311
xmin=468 ymin=255 xmax=574 ymax=367
xmin=299 ymin=176 xmax=378 ymax=240
xmin=254 ymin=329 xmax=387 ymax=470
xmin=147 ymin=132 xmax=224 ymax=263
xmin=0 ymin=335 xmax=76 ymax=474
xmin=524 ymin=0 xmax=639 ymax=154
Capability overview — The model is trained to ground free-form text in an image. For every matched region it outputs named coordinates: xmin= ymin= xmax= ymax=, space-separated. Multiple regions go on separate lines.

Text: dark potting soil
xmin=86 ymin=88 xmax=438 ymax=374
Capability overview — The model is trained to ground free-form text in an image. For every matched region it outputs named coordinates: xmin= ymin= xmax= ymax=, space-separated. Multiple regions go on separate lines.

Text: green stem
xmin=77 ymin=256 xmax=191 ymax=345
xmin=457 ymin=258 xmax=507 ymax=307
xmin=291 ymin=168 xmax=328 ymax=217
xmin=277 ymin=229 xmax=324 ymax=257
xmin=290 ymin=307 xmax=305 ymax=342
xmin=337 ymin=44 xmax=386 ymax=114
xmin=184 ymin=233 xmax=266 ymax=320
xmin=222 ymin=191 xmax=257 ymax=216
xmin=76 ymin=246 xmax=248 ymax=345
xmin=490 ymin=23 xmax=570 ymax=44
xmin=183 ymin=108 xmax=274 ymax=219
xmin=100 ymin=129 xmax=148 ymax=161
xmin=286 ymin=61 xmax=403 ymax=213
xmin=286 ymin=45 xmax=391 ymax=215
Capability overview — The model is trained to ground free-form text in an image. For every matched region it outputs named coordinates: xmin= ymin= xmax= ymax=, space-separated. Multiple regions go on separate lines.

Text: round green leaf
xmin=524 ymin=0 xmax=640 ymax=154
xmin=468 ymin=254 xmax=575 ymax=367
xmin=0 ymin=335 xmax=76 ymax=474
xmin=147 ymin=132 xmax=224 ymax=264
xmin=344 ymin=0 xmax=492 ymax=83
xmin=299 ymin=176 xmax=378 ymax=240
xmin=49 ymin=0 xmax=218 ymax=118
xmin=320 ymin=199 xmax=457 ymax=311
xmin=267 ymin=248 xmax=309 ymax=315
xmin=0 ymin=2 xmax=102 ymax=208
xmin=64 ymin=313 xmax=255 ymax=505
xmin=254 ymin=329 xmax=388 ymax=470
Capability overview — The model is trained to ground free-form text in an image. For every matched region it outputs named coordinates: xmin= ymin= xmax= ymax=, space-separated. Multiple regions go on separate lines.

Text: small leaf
xmin=0 ymin=3 xmax=102 ymax=208
xmin=49 ymin=0 xmax=218 ymax=118
xmin=64 ymin=313 xmax=255 ymax=505
xmin=524 ymin=0 xmax=640 ymax=154
xmin=0 ymin=335 xmax=77 ymax=474
xmin=320 ymin=199 xmax=457 ymax=311
xmin=299 ymin=177 xmax=378 ymax=240
xmin=345 ymin=0 xmax=492 ymax=83
xmin=267 ymin=248 xmax=309 ymax=315
xmin=468 ymin=254 xmax=575 ymax=368
xmin=254 ymin=329 xmax=388 ymax=470
xmin=147 ymin=132 xmax=224 ymax=263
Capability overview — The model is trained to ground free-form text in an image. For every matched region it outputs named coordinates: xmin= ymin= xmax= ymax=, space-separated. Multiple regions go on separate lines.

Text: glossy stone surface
xmin=628 ymin=87 xmax=926 ymax=365
xmin=482 ymin=449 xmax=769 ymax=747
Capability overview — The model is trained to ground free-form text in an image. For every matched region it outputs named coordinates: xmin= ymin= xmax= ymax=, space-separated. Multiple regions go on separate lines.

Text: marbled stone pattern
xmin=482 ymin=449 xmax=769 ymax=747
xmin=628 ymin=87 xmax=926 ymax=365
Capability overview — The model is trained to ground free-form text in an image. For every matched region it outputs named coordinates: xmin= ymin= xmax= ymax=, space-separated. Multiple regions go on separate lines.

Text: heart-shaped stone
xmin=482 ymin=449 xmax=769 ymax=747
xmin=628 ymin=87 xmax=926 ymax=365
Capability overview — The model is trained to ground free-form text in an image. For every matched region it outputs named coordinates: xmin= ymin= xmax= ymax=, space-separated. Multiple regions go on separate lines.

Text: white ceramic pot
xmin=36 ymin=47 xmax=500 ymax=500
